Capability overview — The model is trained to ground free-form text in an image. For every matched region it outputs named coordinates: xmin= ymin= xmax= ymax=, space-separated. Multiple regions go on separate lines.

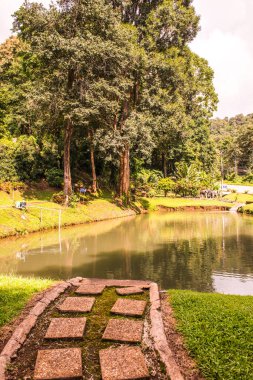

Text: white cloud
xmin=191 ymin=0 xmax=253 ymax=117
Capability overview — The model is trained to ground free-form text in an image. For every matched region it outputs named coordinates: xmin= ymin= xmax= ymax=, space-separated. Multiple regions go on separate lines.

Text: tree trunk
xmin=119 ymin=145 xmax=130 ymax=200
xmin=63 ymin=118 xmax=73 ymax=204
xmin=234 ymin=158 xmax=238 ymax=176
xmin=89 ymin=128 xmax=97 ymax=193
xmin=162 ymin=153 xmax=167 ymax=177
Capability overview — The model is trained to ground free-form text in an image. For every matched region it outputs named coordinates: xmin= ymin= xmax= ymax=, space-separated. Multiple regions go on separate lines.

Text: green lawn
xmin=223 ymin=193 xmax=253 ymax=203
xmin=169 ymin=290 xmax=253 ymax=380
xmin=0 ymin=275 xmax=54 ymax=327
xmin=0 ymin=189 xmax=135 ymax=238
xmin=239 ymin=203 xmax=253 ymax=215
xmin=140 ymin=197 xmax=231 ymax=211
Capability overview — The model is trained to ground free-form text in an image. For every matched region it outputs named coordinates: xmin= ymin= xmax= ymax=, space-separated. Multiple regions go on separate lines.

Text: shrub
xmin=173 ymin=179 xmax=200 ymax=197
xmin=45 ymin=169 xmax=63 ymax=188
xmin=51 ymin=191 xmax=65 ymax=205
xmin=157 ymin=177 xmax=175 ymax=197
xmin=0 ymin=181 xmax=26 ymax=193
xmin=68 ymin=193 xmax=80 ymax=208
xmin=243 ymin=173 xmax=253 ymax=183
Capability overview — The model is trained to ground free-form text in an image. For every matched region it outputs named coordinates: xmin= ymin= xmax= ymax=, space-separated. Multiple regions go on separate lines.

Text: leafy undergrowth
xmin=169 ymin=290 xmax=253 ymax=380
xmin=141 ymin=197 xmax=231 ymax=211
xmin=0 ymin=275 xmax=53 ymax=327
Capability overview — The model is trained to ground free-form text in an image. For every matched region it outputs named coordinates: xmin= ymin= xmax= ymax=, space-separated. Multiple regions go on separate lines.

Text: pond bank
xmin=0 ymin=194 xmax=233 ymax=240
xmin=0 ymin=198 xmax=136 ymax=239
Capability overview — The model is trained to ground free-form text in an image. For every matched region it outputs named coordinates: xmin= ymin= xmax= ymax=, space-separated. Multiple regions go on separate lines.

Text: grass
xmin=239 ymin=203 xmax=253 ymax=215
xmin=169 ymin=290 xmax=253 ymax=380
xmin=223 ymin=193 xmax=253 ymax=203
xmin=225 ymin=181 xmax=253 ymax=187
xmin=0 ymin=275 xmax=54 ymax=328
xmin=0 ymin=189 xmax=135 ymax=238
xmin=140 ymin=197 xmax=231 ymax=211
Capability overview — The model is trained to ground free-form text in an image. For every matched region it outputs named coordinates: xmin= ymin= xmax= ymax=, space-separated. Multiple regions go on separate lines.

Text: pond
xmin=0 ymin=211 xmax=253 ymax=295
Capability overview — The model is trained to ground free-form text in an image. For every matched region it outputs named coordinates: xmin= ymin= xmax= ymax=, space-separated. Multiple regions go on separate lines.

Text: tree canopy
xmin=0 ymin=0 xmax=220 ymax=202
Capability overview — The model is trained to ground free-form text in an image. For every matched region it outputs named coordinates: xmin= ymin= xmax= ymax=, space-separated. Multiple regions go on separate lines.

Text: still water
xmin=0 ymin=211 xmax=253 ymax=295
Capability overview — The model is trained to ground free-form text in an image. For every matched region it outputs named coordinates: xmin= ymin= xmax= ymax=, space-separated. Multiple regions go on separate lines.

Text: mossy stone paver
xmin=102 ymin=319 xmax=143 ymax=343
xmin=111 ymin=299 xmax=147 ymax=317
xmin=116 ymin=287 xmax=144 ymax=295
xmin=45 ymin=317 xmax=86 ymax=340
xmin=34 ymin=348 xmax=82 ymax=380
xmin=58 ymin=297 xmax=95 ymax=313
xmin=75 ymin=284 xmax=105 ymax=295
xmin=99 ymin=346 xmax=149 ymax=380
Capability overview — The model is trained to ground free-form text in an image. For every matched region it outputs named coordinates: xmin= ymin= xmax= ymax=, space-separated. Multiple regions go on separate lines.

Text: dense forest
xmin=211 ymin=114 xmax=253 ymax=181
xmin=0 ymin=0 xmax=235 ymax=203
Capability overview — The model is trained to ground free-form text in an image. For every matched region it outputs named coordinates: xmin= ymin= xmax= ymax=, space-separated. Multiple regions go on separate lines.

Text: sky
xmin=1 ymin=1 xmax=253 ymax=118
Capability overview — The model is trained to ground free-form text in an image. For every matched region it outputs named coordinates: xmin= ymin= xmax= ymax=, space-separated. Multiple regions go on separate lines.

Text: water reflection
xmin=0 ymin=212 xmax=253 ymax=294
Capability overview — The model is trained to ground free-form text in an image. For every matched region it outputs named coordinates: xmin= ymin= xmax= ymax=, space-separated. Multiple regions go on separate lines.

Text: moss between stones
xmin=7 ymin=287 xmax=149 ymax=379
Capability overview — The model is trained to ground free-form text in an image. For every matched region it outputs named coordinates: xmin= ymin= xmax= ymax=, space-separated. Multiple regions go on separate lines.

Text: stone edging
xmin=149 ymin=282 xmax=184 ymax=380
xmin=0 ymin=277 xmax=83 ymax=380
xmin=0 ymin=277 xmax=184 ymax=380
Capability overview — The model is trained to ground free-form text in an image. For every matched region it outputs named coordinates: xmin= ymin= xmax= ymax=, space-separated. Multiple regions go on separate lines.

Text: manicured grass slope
xmin=223 ymin=193 xmax=253 ymax=203
xmin=141 ymin=197 xmax=231 ymax=211
xmin=0 ymin=275 xmax=53 ymax=327
xmin=169 ymin=290 xmax=253 ymax=380
xmin=0 ymin=188 xmax=135 ymax=238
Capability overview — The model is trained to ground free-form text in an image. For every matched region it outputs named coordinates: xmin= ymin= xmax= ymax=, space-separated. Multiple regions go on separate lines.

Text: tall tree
xmin=14 ymin=0 xmax=133 ymax=201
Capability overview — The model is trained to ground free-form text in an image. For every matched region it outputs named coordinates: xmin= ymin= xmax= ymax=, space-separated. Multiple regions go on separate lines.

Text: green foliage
xmin=169 ymin=290 xmax=253 ymax=380
xmin=0 ymin=138 xmax=18 ymax=181
xmin=133 ymin=168 xmax=162 ymax=188
xmin=68 ymin=193 xmax=80 ymax=208
xmin=0 ymin=0 xmax=218 ymax=198
xmin=0 ymin=181 xmax=26 ymax=193
xmin=169 ymin=162 xmax=218 ymax=197
xmin=45 ymin=169 xmax=63 ymax=188
xmin=157 ymin=177 xmax=175 ymax=196
xmin=211 ymin=114 xmax=253 ymax=177
xmin=51 ymin=191 xmax=65 ymax=205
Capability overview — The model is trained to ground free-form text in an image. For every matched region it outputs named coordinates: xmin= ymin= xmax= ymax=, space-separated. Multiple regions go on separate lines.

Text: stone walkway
xmin=0 ymin=278 xmax=184 ymax=380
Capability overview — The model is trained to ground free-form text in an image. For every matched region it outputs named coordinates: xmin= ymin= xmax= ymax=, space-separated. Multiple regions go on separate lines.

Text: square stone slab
xmin=116 ymin=287 xmax=144 ymax=296
xmin=75 ymin=284 xmax=105 ymax=295
xmin=111 ymin=299 xmax=147 ymax=317
xmin=45 ymin=317 xmax=86 ymax=339
xmin=34 ymin=348 xmax=82 ymax=379
xmin=58 ymin=297 xmax=95 ymax=313
xmin=99 ymin=346 xmax=149 ymax=380
xmin=102 ymin=319 xmax=143 ymax=343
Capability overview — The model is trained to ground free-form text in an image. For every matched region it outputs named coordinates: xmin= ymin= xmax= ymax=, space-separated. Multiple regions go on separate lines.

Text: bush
xmin=157 ymin=177 xmax=175 ymax=197
xmin=173 ymin=179 xmax=200 ymax=197
xmin=0 ymin=181 xmax=26 ymax=193
xmin=45 ymin=169 xmax=63 ymax=188
xmin=51 ymin=191 xmax=65 ymax=205
xmin=68 ymin=193 xmax=80 ymax=208
xmin=243 ymin=173 xmax=253 ymax=183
